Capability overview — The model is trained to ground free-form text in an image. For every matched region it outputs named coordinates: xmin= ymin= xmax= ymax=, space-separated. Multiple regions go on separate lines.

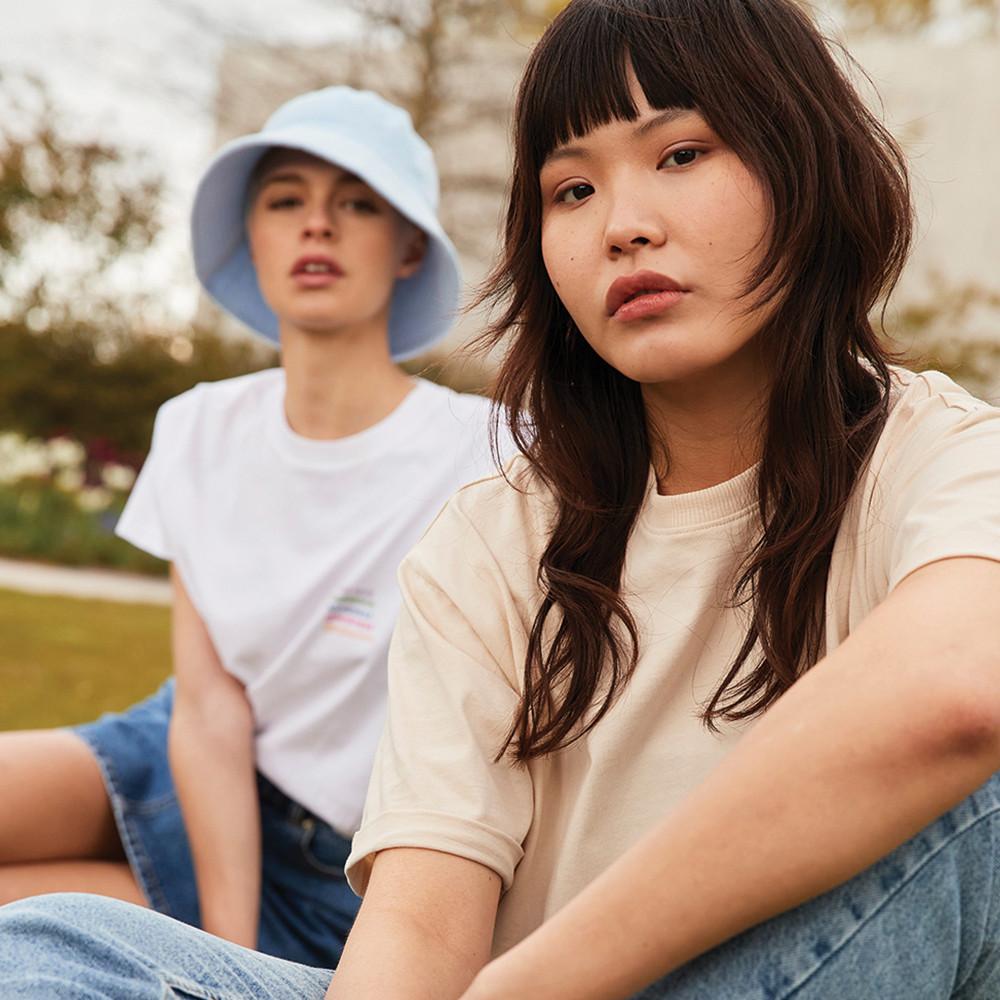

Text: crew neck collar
xmin=638 ymin=462 xmax=759 ymax=534
xmin=265 ymin=372 xmax=431 ymax=469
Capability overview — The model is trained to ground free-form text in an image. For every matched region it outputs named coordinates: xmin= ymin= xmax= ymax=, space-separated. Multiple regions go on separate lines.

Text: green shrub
xmin=0 ymin=481 xmax=166 ymax=575
xmin=0 ymin=320 xmax=276 ymax=462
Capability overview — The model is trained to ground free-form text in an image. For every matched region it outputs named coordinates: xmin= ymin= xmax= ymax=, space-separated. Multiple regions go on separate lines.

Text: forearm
xmin=327 ymin=904 xmax=481 ymax=1000
xmin=327 ymin=848 xmax=500 ymax=1000
xmin=471 ymin=646 xmax=1000 ymax=1000
xmin=169 ymin=694 xmax=260 ymax=947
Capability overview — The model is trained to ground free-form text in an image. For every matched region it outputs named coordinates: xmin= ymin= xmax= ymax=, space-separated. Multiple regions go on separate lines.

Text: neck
xmin=278 ymin=319 xmax=414 ymax=441
xmin=642 ymin=351 xmax=769 ymax=496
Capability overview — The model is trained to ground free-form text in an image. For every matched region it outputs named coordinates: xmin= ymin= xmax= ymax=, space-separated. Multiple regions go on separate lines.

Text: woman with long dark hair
xmin=0 ymin=2 xmax=998 ymax=998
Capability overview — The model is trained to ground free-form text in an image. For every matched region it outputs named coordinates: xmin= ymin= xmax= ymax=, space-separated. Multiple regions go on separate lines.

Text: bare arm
xmin=167 ymin=566 xmax=260 ymax=947
xmin=465 ymin=557 xmax=1000 ymax=1000
xmin=325 ymin=847 xmax=501 ymax=1000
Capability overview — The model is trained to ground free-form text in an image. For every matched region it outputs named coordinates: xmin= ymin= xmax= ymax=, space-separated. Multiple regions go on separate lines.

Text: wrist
xmin=200 ymin=905 xmax=258 ymax=949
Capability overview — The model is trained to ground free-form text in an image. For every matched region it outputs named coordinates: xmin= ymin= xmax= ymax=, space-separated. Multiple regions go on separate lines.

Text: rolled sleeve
xmin=346 ymin=502 xmax=534 ymax=895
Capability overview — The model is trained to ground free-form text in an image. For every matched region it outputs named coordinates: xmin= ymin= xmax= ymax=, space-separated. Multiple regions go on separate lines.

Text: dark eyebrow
xmin=259 ymin=171 xmax=306 ymax=188
xmin=543 ymin=107 xmax=698 ymax=167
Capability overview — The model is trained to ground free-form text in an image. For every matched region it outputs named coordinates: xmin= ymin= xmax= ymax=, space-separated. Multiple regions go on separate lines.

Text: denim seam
xmin=159 ymin=972 xmax=243 ymax=1000
xmin=955 ymin=803 xmax=1000 ymax=997
xmin=783 ymin=799 xmax=1000 ymax=1000
xmin=123 ymin=789 xmax=179 ymax=816
xmin=75 ymin=731 xmax=174 ymax=916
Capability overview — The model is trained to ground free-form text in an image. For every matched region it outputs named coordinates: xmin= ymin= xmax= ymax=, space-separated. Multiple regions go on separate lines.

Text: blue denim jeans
xmin=0 ymin=771 xmax=997 ymax=999
xmin=73 ymin=680 xmax=360 ymax=966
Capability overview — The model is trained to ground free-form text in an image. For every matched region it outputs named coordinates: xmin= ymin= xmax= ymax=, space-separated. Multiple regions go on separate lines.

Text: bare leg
xmin=0 ymin=860 xmax=146 ymax=906
xmin=0 ymin=729 xmax=145 ymax=904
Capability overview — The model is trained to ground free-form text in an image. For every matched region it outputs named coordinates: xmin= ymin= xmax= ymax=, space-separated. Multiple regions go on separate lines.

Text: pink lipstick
xmin=606 ymin=270 xmax=688 ymax=321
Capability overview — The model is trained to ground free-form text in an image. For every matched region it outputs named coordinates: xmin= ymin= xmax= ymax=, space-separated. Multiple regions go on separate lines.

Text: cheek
xmin=541 ymin=220 xmax=580 ymax=304
xmin=247 ymin=220 xmax=282 ymax=278
xmin=540 ymin=227 xmax=561 ymax=294
xmin=356 ymin=220 xmax=407 ymax=276
xmin=700 ymin=170 xmax=769 ymax=271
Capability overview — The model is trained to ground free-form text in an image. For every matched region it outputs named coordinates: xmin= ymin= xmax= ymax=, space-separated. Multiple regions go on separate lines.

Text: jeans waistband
xmin=256 ymin=772 xmax=330 ymax=831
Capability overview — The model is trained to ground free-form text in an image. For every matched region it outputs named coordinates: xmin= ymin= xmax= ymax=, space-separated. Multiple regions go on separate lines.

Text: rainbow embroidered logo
xmin=324 ymin=586 xmax=375 ymax=641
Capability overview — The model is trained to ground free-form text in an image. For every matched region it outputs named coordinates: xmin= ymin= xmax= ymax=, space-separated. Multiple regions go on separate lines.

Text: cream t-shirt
xmin=345 ymin=369 xmax=1000 ymax=955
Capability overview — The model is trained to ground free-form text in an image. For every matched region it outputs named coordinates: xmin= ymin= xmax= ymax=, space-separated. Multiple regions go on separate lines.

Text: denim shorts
xmin=72 ymin=679 xmax=360 ymax=968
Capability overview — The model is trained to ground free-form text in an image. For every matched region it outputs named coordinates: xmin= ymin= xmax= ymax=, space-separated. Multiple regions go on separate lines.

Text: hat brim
xmin=191 ymin=126 xmax=461 ymax=360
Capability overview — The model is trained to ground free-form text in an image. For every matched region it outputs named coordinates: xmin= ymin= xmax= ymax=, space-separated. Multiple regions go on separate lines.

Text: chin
xmin=626 ymin=362 xmax=713 ymax=386
xmin=285 ymin=309 xmax=353 ymax=336
xmin=591 ymin=322 xmax=760 ymax=388
xmin=596 ymin=342 xmax=716 ymax=386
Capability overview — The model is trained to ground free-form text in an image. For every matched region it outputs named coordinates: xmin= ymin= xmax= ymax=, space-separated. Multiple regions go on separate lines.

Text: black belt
xmin=256 ymin=771 xmax=327 ymax=830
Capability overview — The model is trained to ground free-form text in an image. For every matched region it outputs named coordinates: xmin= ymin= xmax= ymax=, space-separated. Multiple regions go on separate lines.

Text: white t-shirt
xmin=116 ymin=368 xmax=505 ymax=836
xmin=345 ymin=368 xmax=1000 ymax=955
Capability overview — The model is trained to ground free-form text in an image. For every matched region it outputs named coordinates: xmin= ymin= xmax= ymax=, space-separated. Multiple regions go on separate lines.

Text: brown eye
xmin=661 ymin=149 xmax=701 ymax=169
xmin=559 ymin=183 xmax=594 ymax=204
xmin=342 ymin=197 xmax=379 ymax=215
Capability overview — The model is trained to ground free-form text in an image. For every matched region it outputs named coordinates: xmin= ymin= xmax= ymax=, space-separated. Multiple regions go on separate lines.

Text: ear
xmin=397 ymin=227 xmax=428 ymax=280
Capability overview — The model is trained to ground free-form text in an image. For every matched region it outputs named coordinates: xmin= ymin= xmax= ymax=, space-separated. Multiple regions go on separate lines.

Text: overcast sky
xmin=2 ymin=0 xmax=358 ymax=165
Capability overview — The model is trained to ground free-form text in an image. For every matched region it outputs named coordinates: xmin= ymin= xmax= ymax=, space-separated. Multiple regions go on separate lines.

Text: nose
xmin=604 ymin=192 xmax=667 ymax=259
xmin=302 ymin=204 xmax=336 ymax=241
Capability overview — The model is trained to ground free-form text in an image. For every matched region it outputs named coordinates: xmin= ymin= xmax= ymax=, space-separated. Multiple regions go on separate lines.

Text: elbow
xmin=945 ymin=707 xmax=1000 ymax=761
xmin=172 ymin=682 xmax=254 ymax=747
xmin=921 ymin=675 xmax=1000 ymax=764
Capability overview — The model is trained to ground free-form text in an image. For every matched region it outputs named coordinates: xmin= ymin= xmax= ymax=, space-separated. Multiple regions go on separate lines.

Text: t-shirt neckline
xmin=265 ymin=371 xmax=432 ymax=469
xmin=638 ymin=461 xmax=759 ymax=533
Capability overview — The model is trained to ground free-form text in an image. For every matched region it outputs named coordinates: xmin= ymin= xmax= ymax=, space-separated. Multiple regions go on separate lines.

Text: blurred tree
xmin=0 ymin=73 xmax=277 ymax=462
xmin=0 ymin=74 xmax=164 ymax=331
xmin=384 ymin=0 xmax=999 ymax=32
xmin=890 ymin=278 xmax=1000 ymax=399
xmin=836 ymin=0 xmax=997 ymax=32
xmin=340 ymin=0 xmax=559 ymax=133
xmin=0 ymin=319 xmax=274 ymax=462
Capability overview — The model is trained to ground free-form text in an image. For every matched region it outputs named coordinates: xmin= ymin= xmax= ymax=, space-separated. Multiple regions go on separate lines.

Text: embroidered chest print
xmin=324 ymin=586 xmax=376 ymax=641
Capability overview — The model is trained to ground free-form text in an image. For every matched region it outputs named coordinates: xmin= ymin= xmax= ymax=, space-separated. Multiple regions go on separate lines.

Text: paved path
xmin=0 ymin=557 xmax=171 ymax=606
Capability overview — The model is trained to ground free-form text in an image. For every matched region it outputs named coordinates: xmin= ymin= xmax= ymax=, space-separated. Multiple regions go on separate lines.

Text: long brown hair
xmin=478 ymin=0 xmax=913 ymax=762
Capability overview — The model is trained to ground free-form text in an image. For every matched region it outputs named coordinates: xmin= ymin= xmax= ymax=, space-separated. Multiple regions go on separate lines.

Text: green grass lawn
xmin=0 ymin=587 xmax=171 ymax=730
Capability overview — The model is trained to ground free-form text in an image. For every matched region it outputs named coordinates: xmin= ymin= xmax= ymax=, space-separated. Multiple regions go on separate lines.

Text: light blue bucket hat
xmin=191 ymin=86 xmax=461 ymax=360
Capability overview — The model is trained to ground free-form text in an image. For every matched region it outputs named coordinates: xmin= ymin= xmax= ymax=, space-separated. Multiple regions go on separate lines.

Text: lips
xmin=290 ymin=254 xmax=344 ymax=277
xmin=605 ymin=270 xmax=687 ymax=317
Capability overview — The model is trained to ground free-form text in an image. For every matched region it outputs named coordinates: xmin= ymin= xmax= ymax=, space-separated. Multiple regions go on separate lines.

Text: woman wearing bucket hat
xmin=0 ymin=85 xmax=507 ymax=968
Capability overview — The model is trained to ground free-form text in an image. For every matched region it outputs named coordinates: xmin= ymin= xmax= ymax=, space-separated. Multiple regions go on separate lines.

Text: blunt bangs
xmin=521 ymin=1 xmax=698 ymax=171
